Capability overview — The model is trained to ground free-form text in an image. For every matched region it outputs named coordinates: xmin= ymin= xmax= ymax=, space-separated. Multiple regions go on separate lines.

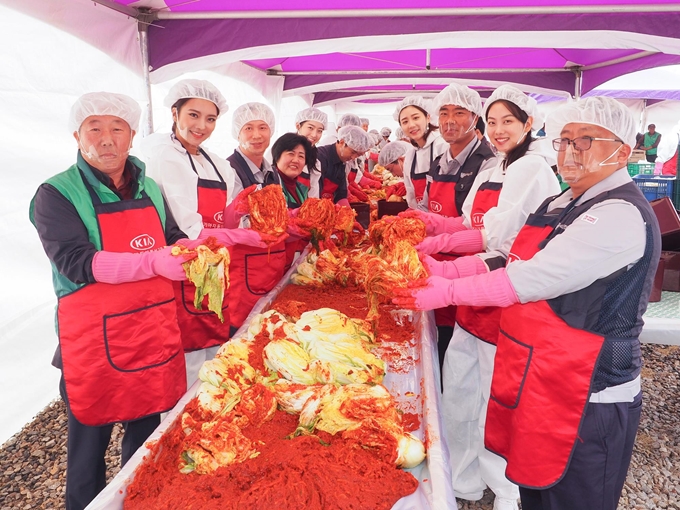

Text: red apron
xmin=174 ymin=149 xmax=230 ymax=352
xmin=428 ymin=179 xmax=459 ymax=217
xmin=226 ymin=151 xmax=288 ymax=330
xmin=485 ymin=204 xmax=605 ymax=489
xmin=410 ymin=144 xmax=432 ymax=203
xmin=228 ymin=241 xmax=287 ymax=330
xmin=57 ymin=180 xmax=185 ymax=426
xmin=455 ymin=181 xmax=504 ymax=343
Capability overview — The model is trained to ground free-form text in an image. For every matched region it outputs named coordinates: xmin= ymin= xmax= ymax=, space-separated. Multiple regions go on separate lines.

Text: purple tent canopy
xmin=6 ymin=0 xmax=680 ymax=117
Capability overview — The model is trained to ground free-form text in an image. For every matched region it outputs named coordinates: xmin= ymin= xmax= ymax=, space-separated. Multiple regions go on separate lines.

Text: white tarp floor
xmin=2 ymin=4 xmax=680 ymax=447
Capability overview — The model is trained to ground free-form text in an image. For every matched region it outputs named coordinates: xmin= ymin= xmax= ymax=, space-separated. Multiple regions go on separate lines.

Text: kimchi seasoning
xmin=124 ymin=410 xmax=417 ymax=510
xmin=400 ymin=412 xmax=421 ymax=433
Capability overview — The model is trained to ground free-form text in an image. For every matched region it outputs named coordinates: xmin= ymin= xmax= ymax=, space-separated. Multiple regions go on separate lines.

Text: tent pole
xmin=138 ymin=21 xmax=154 ymax=136
xmin=573 ymin=68 xmax=583 ymax=100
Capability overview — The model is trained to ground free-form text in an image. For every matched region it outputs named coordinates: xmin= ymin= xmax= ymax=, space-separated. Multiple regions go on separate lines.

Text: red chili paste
xmin=124 ymin=410 xmax=417 ymax=510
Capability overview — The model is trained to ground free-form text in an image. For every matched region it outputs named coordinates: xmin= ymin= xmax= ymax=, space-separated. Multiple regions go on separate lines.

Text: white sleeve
xmin=506 ymin=199 xmax=647 ymax=303
xmin=229 ymin=159 xmax=244 ymax=204
xmin=213 ymin=155 xmax=237 ymax=205
xmin=483 ymin=156 xmax=561 ymax=255
xmin=461 ymin=157 xmax=500 ymax=229
xmin=146 ymin=146 xmax=204 ymax=239
xmin=402 ymin=148 xmax=418 ymax=209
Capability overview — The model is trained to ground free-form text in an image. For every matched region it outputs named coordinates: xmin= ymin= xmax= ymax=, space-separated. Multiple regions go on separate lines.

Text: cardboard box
xmin=650 ymin=197 xmax=680 ymax=251
xmin=661 ymin=251 xmax=680 ymax=292
xmin=650 ymin=257 xmax=664 ymax=302
xmin=629 ymin=150 xmax=647 ymax=163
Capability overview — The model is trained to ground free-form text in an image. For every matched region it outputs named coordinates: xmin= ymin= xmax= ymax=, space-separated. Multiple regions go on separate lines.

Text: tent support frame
xmin=572 ymin=67 xmax=583 ymax=99
xmin=138 ymin=17 xmax=154 ymax=135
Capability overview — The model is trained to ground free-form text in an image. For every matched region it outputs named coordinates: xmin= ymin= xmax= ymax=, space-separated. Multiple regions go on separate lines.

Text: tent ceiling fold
xmin=4 ymin=0 xmax=680 ymax=106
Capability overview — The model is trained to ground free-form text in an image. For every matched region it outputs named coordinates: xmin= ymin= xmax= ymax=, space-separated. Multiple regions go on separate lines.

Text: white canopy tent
xmin=1 ymin=2 xmax=680 ymax=445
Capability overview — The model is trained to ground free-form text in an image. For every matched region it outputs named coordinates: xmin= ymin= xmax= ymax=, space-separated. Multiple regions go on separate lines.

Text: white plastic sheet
xmin=87 ymin=250 xmax=455 ymax=510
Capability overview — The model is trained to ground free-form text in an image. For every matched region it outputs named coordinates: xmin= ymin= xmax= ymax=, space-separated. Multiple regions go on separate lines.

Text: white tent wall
xmin=0 ymin=5 xmax=285 ymax=445
xmin=3 ymin=1 xmax=680 ymax=447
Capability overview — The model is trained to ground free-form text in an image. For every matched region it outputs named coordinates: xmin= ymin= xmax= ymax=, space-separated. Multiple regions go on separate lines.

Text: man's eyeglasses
xmin=552 ymin=136 xmax=623 ymax=152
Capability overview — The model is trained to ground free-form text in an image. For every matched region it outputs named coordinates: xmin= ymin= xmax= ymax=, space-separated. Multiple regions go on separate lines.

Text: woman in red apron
xmin=295 ymin=107 xmax=328 ymax=198
xmin=143 ymin=80 xmax=270 ymax=387
xmin=270 ymin=133 xmax=318 ymax=268
xmin=393 ymin=96 xmax=449 ymax=211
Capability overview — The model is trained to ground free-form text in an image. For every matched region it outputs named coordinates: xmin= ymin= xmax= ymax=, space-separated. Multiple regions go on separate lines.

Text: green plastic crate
xmin=637 ymin=162 xmax=655 ymax=175
xmin=627 ymin=162 xmax=639 ymax=177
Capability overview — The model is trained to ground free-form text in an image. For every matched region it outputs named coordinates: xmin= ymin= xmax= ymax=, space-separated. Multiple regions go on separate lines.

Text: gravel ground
xmin=1 ymin=343 xmax=678 ymax=510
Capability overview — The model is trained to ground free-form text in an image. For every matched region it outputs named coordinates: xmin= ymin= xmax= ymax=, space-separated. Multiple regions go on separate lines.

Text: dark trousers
xmin=519 ymin=392 xmax=642 ymax=510
xmin=59 ymin=376 xmax=160 ymax=510
xmin=436 ymin=326 xmax=454 ymax=391
xmin=646 ymin=154 xmax=658 ymax=163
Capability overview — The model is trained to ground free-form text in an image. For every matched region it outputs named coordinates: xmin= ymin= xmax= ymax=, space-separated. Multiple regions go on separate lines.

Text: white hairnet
xmin=163 ymin=79 xmax=228 ymax=117
xmin=378 ymin=141 xmax=411 ymax=166
xmin=295 ymin=107 xmax=328 ymax=129
xmin=232 ymin=102 xmax=276 ymax=139
xmin=393 ymin=96 xmax=433 ymax=122
xmin=369 ymin=132 xmax=382 ymax=145
xmin=69 ymin=92 xmax=141 ymax=133
xmin=545 ymin=96 xmax=638 ymax=148
xmin=483 ymin=85 xmax=542 ymax=127
xmin=380 ymin=127 xmax=392 ymax=137
xmin=338 ymin=113 xmax=362 ymax=128
xmin=338 ymin=125 xmax=372 ymax=153
xmin=395 ymin=127 xmax=406 ymax=139
xmin=360 ymin=117 xmax=370 ymax=126
xmin=433 ymin=83 xmax=483 ymax=117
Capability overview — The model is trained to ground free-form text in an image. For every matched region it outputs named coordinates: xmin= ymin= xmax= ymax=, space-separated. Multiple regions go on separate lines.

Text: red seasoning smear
xmin=124 ymin=410 xmax=418 ymax=510
xmin=401 ymin=412 xmax=422 ymax=433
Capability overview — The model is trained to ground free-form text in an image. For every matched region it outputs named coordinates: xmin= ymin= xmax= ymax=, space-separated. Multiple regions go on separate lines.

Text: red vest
xmin=174 ymin=149 xmax=231 ymax=352
xmin=485 ymin=192 xmax=605 ymax=488
xmin=57 ymin=181 xmax=185 ymax=426
xmin=320 ymin=177 xmax=339 ymax=200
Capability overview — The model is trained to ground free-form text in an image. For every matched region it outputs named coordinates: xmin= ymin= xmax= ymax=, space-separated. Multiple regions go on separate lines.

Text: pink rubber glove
xmin=398 ymin=209 xmax=467 ymax=236
xmin=422 ymin=254 xmax=488 ymax=279
xmin=392 ymin=269 xmax=519 ymax=311
xmin=359 ymin=175 xmax=381 ymax=189
xmin=175 ymin=228 xmax=270 ymax=249
xmin=336 ymin=198 xmax=351 ymax=207
xmin=223 ymin=184 xmax=257 ymax=228
xmin=92 ymin=247 xmax=187 ymax=284
xmin=416 ymin=230 xmax=484 ymax=255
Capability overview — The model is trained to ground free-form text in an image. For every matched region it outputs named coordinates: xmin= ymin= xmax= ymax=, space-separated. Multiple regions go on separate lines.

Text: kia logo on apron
xmin=130 ymin=234 xmax=156 ymax=251
xmin=472 ymin=212 xmax=485 ymax=228
xmin=321 ymin=193 xmax=332 ymax=199
xmin=213 ymin=211 xmax=223 ymax=223
xmin=430 ymin=201 xmax=443 ymax=213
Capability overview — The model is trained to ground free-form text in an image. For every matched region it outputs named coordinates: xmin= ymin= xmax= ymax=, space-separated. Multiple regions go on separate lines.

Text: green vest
xmin=644 ymin=132 xmax=660 ymax=155
xmin=29 ymin=153 xmax=168 ymax=299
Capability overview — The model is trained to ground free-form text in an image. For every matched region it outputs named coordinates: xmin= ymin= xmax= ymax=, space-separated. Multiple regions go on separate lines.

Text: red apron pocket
xmin=244 ymin=249 xmax=286 ymax=295
xmin=104 ymin=297 xmax=179 ymax=371
xmin=490 ymin=330 xmax=533 ymax=409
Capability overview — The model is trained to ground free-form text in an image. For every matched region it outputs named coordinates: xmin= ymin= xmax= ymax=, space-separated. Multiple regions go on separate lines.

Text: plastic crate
xmin=633 ymin=175 xmax=675 ymax=202
xmin=673 ymin=176 xmax=680 ymax=212
xmin=627 ymin=162 xmax=639 ymax=177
